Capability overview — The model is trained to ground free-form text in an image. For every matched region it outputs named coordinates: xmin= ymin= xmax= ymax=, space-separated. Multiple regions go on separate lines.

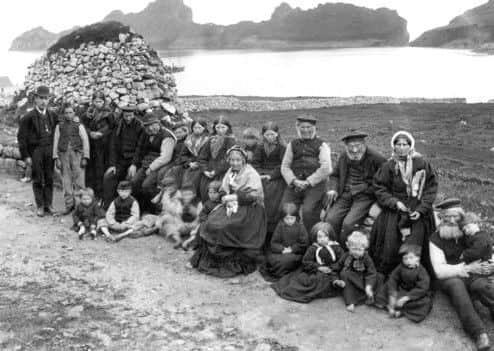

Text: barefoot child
xmin=377 ymin=244 xmax=432 ymax=322
xmin=260 ymin=202 xmax=309 ymax=281
xmin=105 ymin=181 xmax=140 ymax=241
xmin=72 ymin=188 xmax=112 ymax=240
xmin=333 ymin=231 xmax=379 ymax=312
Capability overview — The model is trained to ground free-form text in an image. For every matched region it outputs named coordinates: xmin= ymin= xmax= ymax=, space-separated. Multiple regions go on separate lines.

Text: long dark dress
xmin=333 ymin=252 xmax=380 ymax=306
xmin=375 ymin=263 xmax=432 ymax=322
xmin=190 ymin=164 xmax=267 ymax=278
xmin=81 ymin=107 xmax=113 ymax=199
xmin=369 ymin=157 xmax=437 ymax=275
xmin=271 ymin=243 xmax=343 ymax=303
xmin=197 ymin=135 xmax=236 ymax=202
xmin=252 ymin=143 xmax=287 ymax=235
xmin=259 ymin=221 xmax=309 ymax=281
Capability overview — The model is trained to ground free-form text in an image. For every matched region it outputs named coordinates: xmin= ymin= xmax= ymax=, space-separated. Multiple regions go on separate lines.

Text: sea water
xmin=2 ymin=47 xmax=494 ymax=102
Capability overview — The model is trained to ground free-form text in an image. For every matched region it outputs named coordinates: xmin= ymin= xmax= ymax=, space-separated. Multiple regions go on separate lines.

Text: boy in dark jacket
xmin=53 ymin=103 xmax=90 ymax=214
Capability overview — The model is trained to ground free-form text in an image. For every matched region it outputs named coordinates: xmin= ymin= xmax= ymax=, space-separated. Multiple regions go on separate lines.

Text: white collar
xmin=36 ymin=106 xmax=47 ymax=115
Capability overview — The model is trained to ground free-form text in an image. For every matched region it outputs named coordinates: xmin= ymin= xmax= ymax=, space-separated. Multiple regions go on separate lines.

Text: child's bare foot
xmin=388 ymin=307 xmax=396 ymax=317
xmin=333 ymin=280 xmax=346 ymax=288
xmin=185 ymin=262 xmax=193 ymax=269
xmin=346 ymin=304 xmax=355 ymax=313
xmin=78 ymin=230 xmax=86 ymax=240
xmin=394 ymin=311 xmax=402 ymax=318
xmin=90 ymin=230 xmax=97 ymax=240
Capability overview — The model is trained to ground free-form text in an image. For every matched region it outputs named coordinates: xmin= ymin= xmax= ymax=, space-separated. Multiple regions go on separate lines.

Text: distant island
xmin=10 ymin=0 xmax=409 ymax=52
xmin=412 ymin=0 xmax=494 ymax=52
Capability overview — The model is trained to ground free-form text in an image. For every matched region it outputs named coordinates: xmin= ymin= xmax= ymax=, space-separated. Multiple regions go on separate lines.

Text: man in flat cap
xmin=430 ymin=198 xmax=494 ymax=351
xmin=103 ymin=104 xmax=143 ymax=209
xmin=281 ymin=114 xmax=332 ymax=233
xmin=130 ymin=111 xmax=176 ymax=212
xmin=17 ymin=86 xmax=58 ymax=217
xmin=324 ymin=131 xmax=386 ymax=246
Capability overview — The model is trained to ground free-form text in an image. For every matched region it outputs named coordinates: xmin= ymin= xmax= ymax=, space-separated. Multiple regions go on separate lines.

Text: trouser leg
xmin=340 ymin=195 xmax=375 ymax=244
xmin=31 ymin=147 xmax=44 ymax=208
xmin=60 ymin=151 xmax=73 ymax=209
xmin=324 ymin=192 xmax=352 ymax=244
xmin=440 ymin=278 xmax=486 ymax=339
xmin=42 ymin=147 xmax=54 ymax=208
xmin=300 ymin=181 xmax=327 ymax=234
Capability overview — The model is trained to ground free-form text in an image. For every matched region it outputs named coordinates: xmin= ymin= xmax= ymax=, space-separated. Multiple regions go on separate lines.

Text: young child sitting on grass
xmin=333 ymin=231 xmax=380 ymax=312
xmin=72 ymin=188 xmax=113 ymax=241
xmin=260 ymin=202 xmax=309 ymax=281
xmin=105 ymin=181 xmax=140 ymax=241
xmin=376 ymin=244 xmax=432 ymax=322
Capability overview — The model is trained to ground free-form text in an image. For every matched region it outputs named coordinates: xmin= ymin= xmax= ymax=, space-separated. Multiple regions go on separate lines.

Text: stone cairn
xmin=1 ymin=22 xmax=189 ymax=177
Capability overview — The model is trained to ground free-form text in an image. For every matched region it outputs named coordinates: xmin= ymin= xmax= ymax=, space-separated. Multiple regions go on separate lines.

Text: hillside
xmin=411 ymin=0 xmax=494 ymax=50
xmin=11 ymin=0 xmax=409 ymax=51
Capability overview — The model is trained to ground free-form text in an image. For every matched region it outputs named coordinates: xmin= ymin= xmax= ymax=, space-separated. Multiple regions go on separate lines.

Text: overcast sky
xmin=0 ymin=0 xmax=486 ymax=50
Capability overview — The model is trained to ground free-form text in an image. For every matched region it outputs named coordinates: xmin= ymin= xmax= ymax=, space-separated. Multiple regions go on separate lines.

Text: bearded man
xmin=430 ymin=198 xmax=494 ymax=351
xmin=324 ymin=131 xmax=386 ymax=245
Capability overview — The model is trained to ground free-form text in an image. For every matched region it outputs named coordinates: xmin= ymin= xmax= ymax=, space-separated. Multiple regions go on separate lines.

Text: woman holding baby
xmin=190 ymin=145 xmax=267 ymax=278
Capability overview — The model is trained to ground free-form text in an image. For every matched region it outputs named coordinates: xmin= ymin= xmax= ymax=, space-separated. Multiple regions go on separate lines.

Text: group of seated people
xmin=17 ymin=87 xmax=494 ymax=351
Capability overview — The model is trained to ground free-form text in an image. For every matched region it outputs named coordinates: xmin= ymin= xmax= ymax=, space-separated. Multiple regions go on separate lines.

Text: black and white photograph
xmin=0 ymin=0 xmax=493 ymax=350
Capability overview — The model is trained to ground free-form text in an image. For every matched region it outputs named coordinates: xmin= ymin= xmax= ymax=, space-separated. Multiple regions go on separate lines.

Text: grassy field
xmin=1 ymin=102 xmax=493 ymax=220
xmin=192 ymin=103 xmax=494 ymax=221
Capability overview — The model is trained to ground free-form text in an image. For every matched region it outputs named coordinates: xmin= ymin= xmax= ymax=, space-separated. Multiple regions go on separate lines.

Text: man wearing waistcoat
xmin=324 ymin=131 xmax=386 ymax=245
xmin=129 ymin=111 xmax=176 ymax=212
xmin=281 ymin=114 xmax=332 ymax=233
xmin=17 ymin=86 xmax=58 ymax=217
xmin=103 ymin=105 xmax=143 ymax=209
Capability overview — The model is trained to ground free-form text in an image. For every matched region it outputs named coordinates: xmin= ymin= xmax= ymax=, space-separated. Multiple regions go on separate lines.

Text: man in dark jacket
xmin=17 ymin=86 xmax=58 ymax=217
xmin=324 ymin=132 xmax=386 ymax=245
xmin=130 ymin=111 xmax=176 ymax=212
xmin=102 ymin=105 xmax=143 ymax=209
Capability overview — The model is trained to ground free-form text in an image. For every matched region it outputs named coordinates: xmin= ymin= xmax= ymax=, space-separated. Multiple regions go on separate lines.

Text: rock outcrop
xmin=21 ymin=22 xmax=180 ymax=117
xmin=411 ymin=0 xmax=494 ymax=49
xmin=9 ymin=26 xmax=78 ymax=51
xmin=11 ymin=0 xmax=409 ymax=51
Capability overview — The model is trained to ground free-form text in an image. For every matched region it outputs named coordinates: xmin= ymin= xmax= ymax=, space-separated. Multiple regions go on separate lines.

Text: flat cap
xmin=342 ymin=131 xmax=368 ymax=142
xmin=141 ymin=112 xmax=160 ymax=126
xmin=121 ymin=104 xmax=137 ymax=112
xmin=296 ymin=114 xmax=317 ymax=125
xmin=434 ymin=198 xmax=461 ymax=210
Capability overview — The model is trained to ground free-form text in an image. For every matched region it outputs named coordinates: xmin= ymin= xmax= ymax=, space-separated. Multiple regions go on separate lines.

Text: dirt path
xmin=0 ymin=176 xmax=490 ymax=351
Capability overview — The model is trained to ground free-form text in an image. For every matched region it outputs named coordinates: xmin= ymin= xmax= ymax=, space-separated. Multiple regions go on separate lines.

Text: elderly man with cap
xmin=103 ymin=104 xmax=143 ymax=209
xmin=17 ymin=86 xmax=59 ymax=217
xmin=324 ymin=131 xmax=386 ymax=246
xmin=430 ymin=198 xmax=494 ymax=351
xmin=130 ymin=111 xmax=176 ymax=212
xmin=281 ymin=114 xmax=332 ymax=233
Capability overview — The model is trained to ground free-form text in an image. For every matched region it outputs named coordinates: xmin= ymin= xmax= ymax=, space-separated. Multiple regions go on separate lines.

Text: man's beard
xmin=346 ymin=149 xmax=365 ymax=161
xmin=438 ymin=223 xmax=464 ymax=240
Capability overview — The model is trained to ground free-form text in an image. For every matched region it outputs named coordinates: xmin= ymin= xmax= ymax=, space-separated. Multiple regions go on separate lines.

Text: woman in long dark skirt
xmin=252 ymin=122 xmax=287 ymax=238
xmin=190 ymin=146 xmax=267 ymax=278
xmin=271 ymin=222 xmax=344 ymax=303
xmin=82 ymin=92 xmax=114 ymax=201
xmin=369 ymin=131 xmax=438 ymax=276
xmin=179 ymin=118 xmax=209 ymax=190
xmin=197 ymin=116 xmax=236 ymax=202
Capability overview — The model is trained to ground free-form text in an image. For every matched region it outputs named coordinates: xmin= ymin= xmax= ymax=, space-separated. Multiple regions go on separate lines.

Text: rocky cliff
xmin=10 ymin=27 xmax=59 ymax=51
xmin=11 ymin=0 xmax=409 ymax=51
xmin=411 ymin=0 xmax=494 ymax=49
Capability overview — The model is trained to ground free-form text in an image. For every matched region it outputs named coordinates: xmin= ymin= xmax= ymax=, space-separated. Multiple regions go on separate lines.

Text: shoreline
xmin=177 ymin=95 xmax=471 ymax=112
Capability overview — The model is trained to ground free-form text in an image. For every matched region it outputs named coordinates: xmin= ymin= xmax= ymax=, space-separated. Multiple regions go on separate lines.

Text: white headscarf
xmin=391 ymin=131 xmax=422 ymax=196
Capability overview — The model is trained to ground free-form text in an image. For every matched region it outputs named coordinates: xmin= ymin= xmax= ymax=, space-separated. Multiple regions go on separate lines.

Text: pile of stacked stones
xmin=0 ymin=143 xmax=23 ymax=176
xmin=22 ymin=28 xmax=183 ymax=121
